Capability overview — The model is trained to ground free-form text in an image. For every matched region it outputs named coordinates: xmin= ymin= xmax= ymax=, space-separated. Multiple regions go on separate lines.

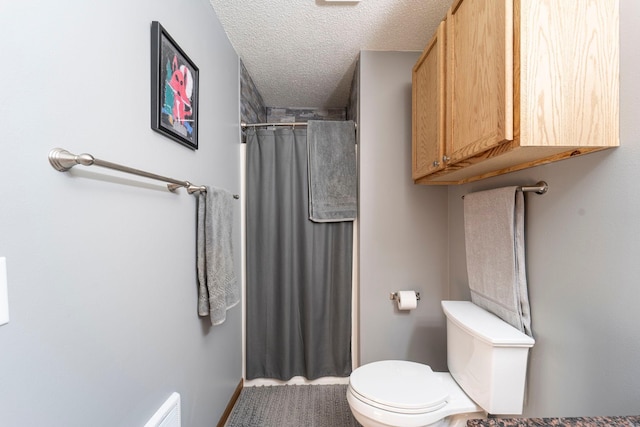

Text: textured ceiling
xmin=208 ymin=0 xmax=450 ymax=109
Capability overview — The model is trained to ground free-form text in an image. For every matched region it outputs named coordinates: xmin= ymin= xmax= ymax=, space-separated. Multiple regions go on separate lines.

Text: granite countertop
xmin=467 ymin=416 xmax=640 ymax=426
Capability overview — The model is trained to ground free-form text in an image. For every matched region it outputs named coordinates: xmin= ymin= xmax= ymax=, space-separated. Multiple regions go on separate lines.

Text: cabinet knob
xmin=432 ymin=160 xmax=440 ymax=167
xmin=442 ymin=155 xmax=450 ymax=163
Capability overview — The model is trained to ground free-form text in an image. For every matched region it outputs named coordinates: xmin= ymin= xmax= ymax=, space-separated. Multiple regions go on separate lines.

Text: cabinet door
xmin=412 ymin=21 xmax=446 ymax=181
xmin=446 ymin=0 xmax=513 ymax=164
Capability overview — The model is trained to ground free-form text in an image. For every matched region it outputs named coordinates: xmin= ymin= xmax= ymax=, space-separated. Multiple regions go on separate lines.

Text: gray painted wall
xmin=358 ymin=51 xmax=449 ymax=369
xmin=447 ymin=1 xmax=640 ymax=417
xmin=0 ymin=1 xmax=242 ymax=426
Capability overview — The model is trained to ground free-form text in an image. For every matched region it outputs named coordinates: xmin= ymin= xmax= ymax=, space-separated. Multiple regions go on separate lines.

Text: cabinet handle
xmin=442 ymin=155 xmax=450 ymax=163
xmin=432 ymin=160 xmax=440 ymax=167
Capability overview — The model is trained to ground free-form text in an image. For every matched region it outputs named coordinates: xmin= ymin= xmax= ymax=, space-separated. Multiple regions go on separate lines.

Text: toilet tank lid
xmin=441 ymin=301 xmax=535 ymax=347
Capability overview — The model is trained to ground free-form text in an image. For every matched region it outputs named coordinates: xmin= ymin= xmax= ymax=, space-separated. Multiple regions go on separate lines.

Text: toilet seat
xmin=349 ymin=360 xmax=449 ymax=414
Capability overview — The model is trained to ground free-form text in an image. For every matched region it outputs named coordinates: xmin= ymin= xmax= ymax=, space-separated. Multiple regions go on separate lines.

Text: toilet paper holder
xmin=389 ymin=291 xmax=421 ymax=301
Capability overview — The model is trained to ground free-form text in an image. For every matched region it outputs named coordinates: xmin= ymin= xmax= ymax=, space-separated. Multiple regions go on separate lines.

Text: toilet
xmin=347 ymin=301 xmax=535 ymax=427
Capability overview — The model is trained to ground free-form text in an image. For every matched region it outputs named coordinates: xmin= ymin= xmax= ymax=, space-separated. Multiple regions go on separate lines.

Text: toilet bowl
xmin=346 ymin=360 xmax=483 ymax=427
xmin=347 ymin=301 xmax=535 ymax=427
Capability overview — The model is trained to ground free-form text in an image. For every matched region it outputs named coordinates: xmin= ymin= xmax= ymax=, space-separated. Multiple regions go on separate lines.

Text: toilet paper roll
xmin=396 ymin=291 xmax=418 ymax=310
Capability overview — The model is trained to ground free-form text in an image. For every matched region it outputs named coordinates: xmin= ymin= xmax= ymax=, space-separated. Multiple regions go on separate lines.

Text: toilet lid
xmin=349 ymin=360 xmax=449 ymax=413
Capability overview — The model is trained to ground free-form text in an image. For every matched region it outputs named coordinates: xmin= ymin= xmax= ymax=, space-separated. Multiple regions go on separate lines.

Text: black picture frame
xmin=151 ymin=21 xmax=199 ymax=150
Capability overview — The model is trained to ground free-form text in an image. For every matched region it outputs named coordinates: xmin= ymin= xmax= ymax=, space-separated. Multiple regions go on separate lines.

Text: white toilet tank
xmin=441 ymin=301 xmax=535 ymax=415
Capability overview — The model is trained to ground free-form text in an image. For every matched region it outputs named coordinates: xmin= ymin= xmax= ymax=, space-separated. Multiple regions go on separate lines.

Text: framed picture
xmin=151 ymin=21 xmax=199 ymax=149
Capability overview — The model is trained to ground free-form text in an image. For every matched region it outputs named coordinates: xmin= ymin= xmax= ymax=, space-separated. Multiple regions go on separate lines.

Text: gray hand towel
xmin=463 ymin=186 xmax=532 ymax=336
xmin=197 ymin=186 xmax=239 ymax=325
xmin=307 ymin=120 xmax=357 ymax=222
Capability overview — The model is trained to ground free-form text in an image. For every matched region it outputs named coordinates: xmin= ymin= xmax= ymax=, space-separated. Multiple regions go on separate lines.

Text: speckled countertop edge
xmin=467 ymin=416 xmax=640 ymax=426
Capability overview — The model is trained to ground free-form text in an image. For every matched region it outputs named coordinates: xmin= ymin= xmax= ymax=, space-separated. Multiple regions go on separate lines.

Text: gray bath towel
xmin=196 ymin=186 xmax=239 ymax=325
xmin=307 ymin=120 xmax=357 ymax=222
xmin=463 ymin=187 xmax=532 ymax=336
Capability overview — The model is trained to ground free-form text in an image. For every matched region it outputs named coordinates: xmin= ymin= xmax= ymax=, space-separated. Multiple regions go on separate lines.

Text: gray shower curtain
xmin=245 ymin=127 xmax=353 ymax=380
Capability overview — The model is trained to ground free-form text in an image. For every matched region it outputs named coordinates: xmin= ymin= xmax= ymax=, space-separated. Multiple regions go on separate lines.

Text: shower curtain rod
xmin=241 ymin=122 xmax=357 ymax=130
xmin=48 ymin=147 xmax=239 ymax=198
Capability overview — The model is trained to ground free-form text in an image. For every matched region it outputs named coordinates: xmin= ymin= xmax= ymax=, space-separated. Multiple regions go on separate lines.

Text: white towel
xmin=307 ymin=120 xmax=357 ymax=222
xmin=197 ymin=186 xmax=239 ymax=325
xmin=463 ymin=186 xmax=532 ymax=336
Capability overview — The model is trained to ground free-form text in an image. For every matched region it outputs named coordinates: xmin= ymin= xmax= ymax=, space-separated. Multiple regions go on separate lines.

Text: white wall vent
xmin=144 ymin=392 xmax=181 ymax=427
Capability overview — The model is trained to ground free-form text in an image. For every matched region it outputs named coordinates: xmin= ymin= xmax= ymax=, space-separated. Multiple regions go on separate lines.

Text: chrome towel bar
xmin=462 ymin=181 xmax=548 ymax=199
xmin=517 ymin=181 xmax=548 ymax=195
xmin=48 ymin=148 xmax=239 ymax=198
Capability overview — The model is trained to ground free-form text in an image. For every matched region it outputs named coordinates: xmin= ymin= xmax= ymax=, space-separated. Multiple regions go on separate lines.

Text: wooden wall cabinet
xmin=412 ymin=0 xmax=619 ymax=185
xmin=412 ymin=21 xmax=446 ymax=179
